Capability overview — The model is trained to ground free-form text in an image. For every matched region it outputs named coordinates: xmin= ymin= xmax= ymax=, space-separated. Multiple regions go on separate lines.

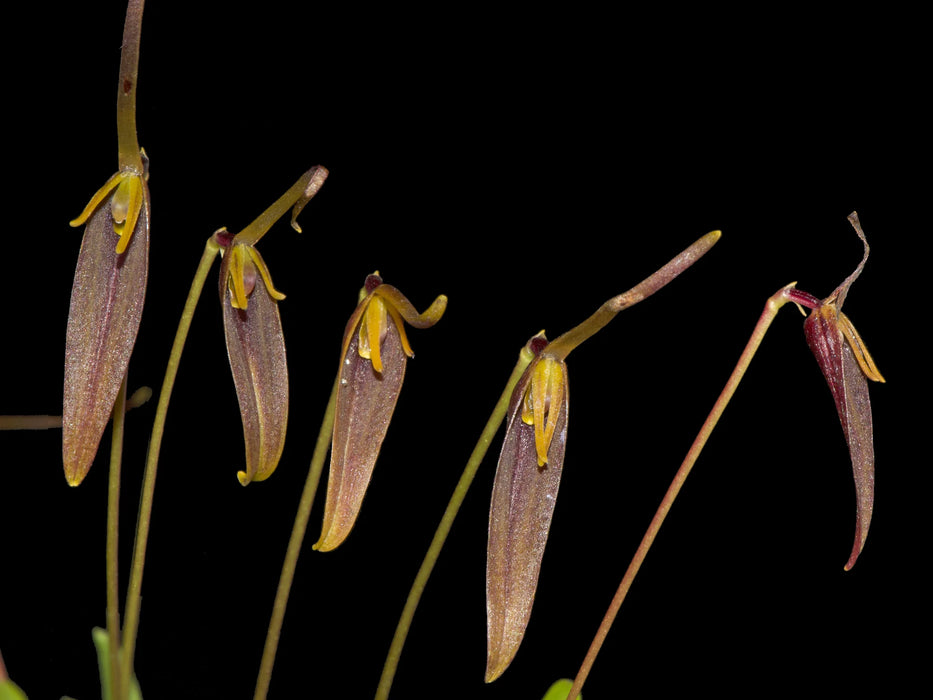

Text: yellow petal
xmin=521 ymin=357 xmax=566 ymax=467
xmin=70 ymin=171 xmax=124 ymax=228
xmin=246 ymin=246 xmax=286 ymax=301
xmin=838 ymin=311 xmax=885 ymax=383
xmin=386 ymin=303 xmax=415 ymax=358
xmin=113 ymin=174 xmax=143 ymax=254
xmin=227 ymin=245 xmax=253 ymax=310
xmin=373 ymin=284 xmax=448 ymax=329
xmin=359 ymin=296 xmax=388 ymax=373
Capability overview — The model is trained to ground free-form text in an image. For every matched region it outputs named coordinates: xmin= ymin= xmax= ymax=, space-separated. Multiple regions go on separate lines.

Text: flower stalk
xmin=118 ymin=165 xmax=326 ymax=698
xmin=566 ymin=281 xmax=798 ymax=698
xmin=118 ymin=236 xmax=222 ymax=700
xmin=117 ymin=0 xmax=146 ymax=174
xmin=106 ymin=378 xmax=129 ymax=699
xmin=568 ymin=216 xmax=884 ymax=695
xmin=375 ymin=340 xmax=537 ymax=700
xmin=252 ymin=377 xmax=339 ymax=700
xmin=486 ymin=231 xmax=721 ymax=682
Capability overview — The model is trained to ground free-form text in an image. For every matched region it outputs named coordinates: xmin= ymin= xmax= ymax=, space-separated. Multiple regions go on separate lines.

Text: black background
xmin=2 ymin=2 xmax=925 ymax=699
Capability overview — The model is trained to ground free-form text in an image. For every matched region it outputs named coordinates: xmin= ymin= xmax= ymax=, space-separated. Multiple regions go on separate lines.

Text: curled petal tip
xmin=423 ymin=294 xmax=449 ymax=326
xmin=373 ymin=285 xmax=448 ymax=329
xmin=290 ymin=165 xmax=330 ymax=233
xmin=236 ymin=165 xmax=328 ymax=245
xmin=236 ymin=468 xmax=275 ymax=486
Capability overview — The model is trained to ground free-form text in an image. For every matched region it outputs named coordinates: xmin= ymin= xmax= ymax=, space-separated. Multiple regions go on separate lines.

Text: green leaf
xmin=542 ymin=679 xmax=581 ymax=700
xmin=0 ymin=679 xmax=29 ymax=700
xmin=91 ymin=628 xmax=144 ymax=700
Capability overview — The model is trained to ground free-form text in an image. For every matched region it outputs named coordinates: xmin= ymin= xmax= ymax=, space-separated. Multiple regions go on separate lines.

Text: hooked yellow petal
xmin=70 ymin=171 xmax=124 ymax=228
xmin=246 ymin=246 xmax=286 ymax=302
xmin=372 ymin=284 xmax=448 ymax=329
xmin=386 ymin=302 xmax=414 ymax=359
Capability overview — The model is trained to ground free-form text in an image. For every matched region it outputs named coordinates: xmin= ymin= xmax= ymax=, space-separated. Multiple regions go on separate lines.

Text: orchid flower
xmin=215 ymin=166 xmax=329 ymax=485
xmin=314 ymin=274 xmax=447 ymax=552
xmin=486 ymin=231 xmax=721 ymax=682
xmin=62 ymin=0 xmax=149 ymax=486
xmin=564 ymin=215 xmax=886 ymax=699
xmin=791 ymin=212 xmax=885 ymax=570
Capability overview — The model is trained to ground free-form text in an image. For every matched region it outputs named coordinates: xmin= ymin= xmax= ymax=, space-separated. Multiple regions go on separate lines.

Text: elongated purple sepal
xmin=314 ymin=306 xmax=408 ymax=551
xmin=220 ymin=255 xmax=289 ymax=485
xmin=63 ymin=185 xmax=150 ymax=486
xmin=804 ymin=306 xmax=875 ymax=570
xmin=801 ymin=213 xmax=882 ymax=569
xmin=486 ymin=358 xmax=569 ymax=682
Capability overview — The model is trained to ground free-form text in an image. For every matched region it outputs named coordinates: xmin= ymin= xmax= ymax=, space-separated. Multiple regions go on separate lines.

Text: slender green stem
xmin=117 ymin=0 xmax=145 ymax=173
xmin=374 ymin=343 xmax=536 ymax=700
xmin=252 ymin=376 xmax=339 ymax=700
xmin=566 ymin=283 xmax=797 ymax=699
xmin=107 ymin=378 xmax=129 ymax=700
xmin=119 ymin=239 xmax=221 ymax=698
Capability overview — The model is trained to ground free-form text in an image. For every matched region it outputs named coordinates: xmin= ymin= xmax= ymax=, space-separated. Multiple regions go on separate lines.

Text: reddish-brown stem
xmin=567 ymin=283 xmax=798 ymax=698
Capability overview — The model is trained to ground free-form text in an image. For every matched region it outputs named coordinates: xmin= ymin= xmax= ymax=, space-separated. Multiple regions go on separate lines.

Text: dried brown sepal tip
xmin=314 ymin=274 xmax=447 ymax=552
xmin=63 ymin=172 xmax=151 ymax=486
xmin=802 ymin=212 xmax=884 ymax=570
